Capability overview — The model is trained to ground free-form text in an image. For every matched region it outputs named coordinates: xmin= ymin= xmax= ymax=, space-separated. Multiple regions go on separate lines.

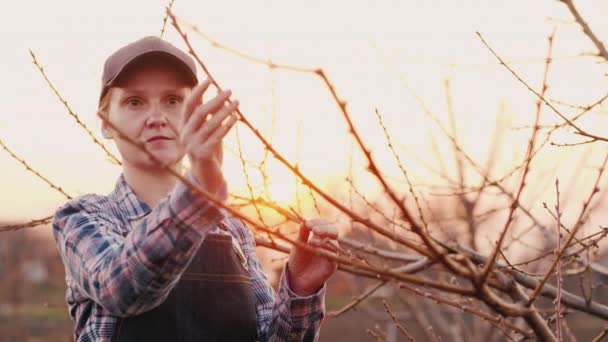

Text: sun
xmin=258 ymin=160 xmax=301 ymax=207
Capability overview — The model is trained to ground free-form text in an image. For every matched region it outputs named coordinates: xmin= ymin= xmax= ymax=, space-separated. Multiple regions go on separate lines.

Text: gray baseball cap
xmin=99 ymin=36 xmax=198 ymax=101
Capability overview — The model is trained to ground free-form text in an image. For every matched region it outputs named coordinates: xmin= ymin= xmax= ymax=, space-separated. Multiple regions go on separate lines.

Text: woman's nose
xmin=145 ymin=107 xmax=168 ymax=128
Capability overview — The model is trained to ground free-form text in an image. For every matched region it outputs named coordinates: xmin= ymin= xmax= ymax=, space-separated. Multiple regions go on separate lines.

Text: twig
xmin=542 ymin=202 xmax=590 ymax=250
xmin=476 ymin=32 xmax=608 ymax=142
xmin=318 ymin=73 xmax=445 ymax=258
xmin=516 ymin=91 xmax=608 ymax=150
xmin=592 ymin=326 xmax=608 ymax=342
xmin=0 ymin=215 xmax=53 ymax=233
xmin=159 ymin=0 xmax=175 ymax=38
xmin=295 ymin=114 xmax=304 ymax=214
xmin=254 ymin=236 xmax=289 ymax=254
xmin=176 ymin=17 xmax=317 ymax=73
xmin=29 ymin=50 xmax=122 ymax=165
xmin=526 ymin=148 xmax=608 ymax=306
xmin=400 ymin=294 xmax=444 ymax=342
xmin=234 ymin=125 xmax=268 ymax=227
xmin=555 ymin=180 xmax=563 ymax=341
xmin=345 ymin=176 xmax=410 ymax=231
xmin=261 ymin=71 xmax=279 ymax=202
xmin=443 ymin=79 xmax=478 ymax=249
xmin=366 ymin=327 xmax=387 ymax=342
xmin=551 ymin=139 xmax=596 ymax=147
xmin=391 ymin=47 xmax=556 ymax=252
xmin=306 ymin=184 xmax=323 ymax=218
xmin=478 ymin=28 xmax=556 ymax=285
xmin=559 ymin=0 xmax=608 ymax=61
xmin=399 ymin=283 xmax=533 ymax=338
xmin=327 ymin=281 xmax=386 ymax=317
xmin=0 ymin=138 xmax=72 ymax=200
xmin=550 ymin=97 xmax=604 ymax=111
xmin=373 ymin=107 xmax=422 ymax=224
xmin=383 ymin=299 xmax=415 ymax=341
xmin=322 ymin=70 xmax=472 ymax=278
xmin=511 ymin=228 xmax=606 ymax=268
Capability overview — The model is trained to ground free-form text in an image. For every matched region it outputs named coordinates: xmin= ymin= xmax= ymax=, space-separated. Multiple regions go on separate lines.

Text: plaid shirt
xmin=52 ymin=173 xmax=325 ymax=341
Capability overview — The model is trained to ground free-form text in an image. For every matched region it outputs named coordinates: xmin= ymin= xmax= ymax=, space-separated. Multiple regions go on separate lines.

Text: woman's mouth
xmin=147 ymin=136 xmax=172 ymax=142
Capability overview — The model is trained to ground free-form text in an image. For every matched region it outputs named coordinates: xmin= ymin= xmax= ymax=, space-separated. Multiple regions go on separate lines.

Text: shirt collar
xmin=108 ymin=173 xmax=151 ymax=221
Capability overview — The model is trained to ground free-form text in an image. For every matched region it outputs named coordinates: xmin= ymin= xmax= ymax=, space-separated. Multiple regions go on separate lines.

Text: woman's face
xmin=101 ymin=60 xmax=192 ymax=171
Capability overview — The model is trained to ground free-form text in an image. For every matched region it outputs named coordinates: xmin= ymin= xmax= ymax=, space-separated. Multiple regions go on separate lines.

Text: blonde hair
xmin=97 ymin=88 xmax=114 ymax=118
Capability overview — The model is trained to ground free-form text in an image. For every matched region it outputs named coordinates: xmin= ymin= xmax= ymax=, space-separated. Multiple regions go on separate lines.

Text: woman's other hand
xmin=287 ymin=219 xmax=339 ymax=296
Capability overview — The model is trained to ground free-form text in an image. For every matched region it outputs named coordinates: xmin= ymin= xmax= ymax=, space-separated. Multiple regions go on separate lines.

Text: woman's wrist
xmin=286 ymin=263 xmax=318 ymax=297
xmin=192 ymin=160 xmax=225 ymax=197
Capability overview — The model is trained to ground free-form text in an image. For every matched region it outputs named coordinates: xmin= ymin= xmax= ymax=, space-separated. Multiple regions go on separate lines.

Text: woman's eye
xmin=166 ymin=96 xmax=183 ymax=106
xmin=126 ymin=98 xmax=142 ymax=107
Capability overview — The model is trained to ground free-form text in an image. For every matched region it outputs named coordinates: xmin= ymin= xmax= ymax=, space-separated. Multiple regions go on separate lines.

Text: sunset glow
xmin=2 ymin=0 xmax=608 ymax=239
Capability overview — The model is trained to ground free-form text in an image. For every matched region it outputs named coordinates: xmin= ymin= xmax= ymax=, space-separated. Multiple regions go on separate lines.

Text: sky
xmin=2 ymin=0 xmax=608 ymax=245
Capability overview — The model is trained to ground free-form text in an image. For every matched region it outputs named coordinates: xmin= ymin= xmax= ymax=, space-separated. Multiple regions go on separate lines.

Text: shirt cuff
xmin=279 ymin=264 xmax=326 ymax=319
xmin=167 ymin=171 xmax=225 ymax=234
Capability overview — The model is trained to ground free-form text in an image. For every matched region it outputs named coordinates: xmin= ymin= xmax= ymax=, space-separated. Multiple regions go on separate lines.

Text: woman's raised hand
xmin=179 ymin=79 xmax=239 ymax=196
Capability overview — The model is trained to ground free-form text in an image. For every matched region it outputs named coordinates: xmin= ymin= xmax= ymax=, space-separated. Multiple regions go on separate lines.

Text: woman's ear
xmin=98 ymin=89 xmax=115 ymax=139
xmin=100 ymin=115 xmax=114 ymax=139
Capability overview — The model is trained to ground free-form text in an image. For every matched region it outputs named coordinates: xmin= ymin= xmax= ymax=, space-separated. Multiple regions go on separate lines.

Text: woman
xmin=52 ymin=36 xmax=339 ymax=341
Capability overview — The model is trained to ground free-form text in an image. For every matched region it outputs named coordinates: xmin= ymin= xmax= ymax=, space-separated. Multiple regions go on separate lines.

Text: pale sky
xmin=2 ymin=0 xmax=608 ymax=246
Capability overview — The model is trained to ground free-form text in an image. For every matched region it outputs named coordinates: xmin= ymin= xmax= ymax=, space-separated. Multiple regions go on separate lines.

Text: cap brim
xmin=99 ymin=50 xmax=197 ymax=102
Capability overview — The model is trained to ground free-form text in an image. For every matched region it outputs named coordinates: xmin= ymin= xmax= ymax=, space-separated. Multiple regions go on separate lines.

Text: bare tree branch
xmin=0 ymin=138 xmax=72 ymax=200
xmin=559 ymin=0 xmax=608 ymax=61
xmin=29 ymin=50 xmax=122 ymax=165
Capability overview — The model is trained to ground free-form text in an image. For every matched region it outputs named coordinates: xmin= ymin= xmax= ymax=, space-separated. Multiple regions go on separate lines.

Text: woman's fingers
xmin=304 ymin=219 xmax=338 ymax=239
xmin=302 ymin=218 xmax=340 ymax=254
xmin=298 ymin=221 xmax=312 ymax=243
xmin=308 ymin=235 xmax=340 ymax=253
xmin=181 ymin=89 xmax=232 ymax=140
xmin=204 ymin=112 xmax=238 ymax=145
xmin=182 ymin=80 xmax=212 ymax=124
xmin=189 ymin=112 xmax=238 ymax=159
xmin=197 ymin=100 xmax=239 ymax=142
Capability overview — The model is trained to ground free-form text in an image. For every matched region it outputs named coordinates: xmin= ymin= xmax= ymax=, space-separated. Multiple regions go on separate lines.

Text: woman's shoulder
xmin=56 ymin=193 xmax=113 ymax=215
xmin=52 ymin=193 xmax=119 ymax=231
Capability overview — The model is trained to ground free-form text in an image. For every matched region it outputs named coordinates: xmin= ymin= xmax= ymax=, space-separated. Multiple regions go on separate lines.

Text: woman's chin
xmin=144 ymin=151 xmax=181 ymax=168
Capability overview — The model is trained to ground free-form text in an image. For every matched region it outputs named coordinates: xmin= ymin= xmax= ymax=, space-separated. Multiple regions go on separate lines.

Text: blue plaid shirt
xmin=52 ymin=173 xmax=325 ymax=341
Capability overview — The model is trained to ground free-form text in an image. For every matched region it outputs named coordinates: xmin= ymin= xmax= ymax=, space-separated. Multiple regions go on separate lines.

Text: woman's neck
xmin=123 ymin=163 xmax=180 ymax=208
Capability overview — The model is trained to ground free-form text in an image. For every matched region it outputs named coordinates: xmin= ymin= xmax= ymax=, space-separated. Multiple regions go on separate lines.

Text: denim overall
xmin=112 ymin=223 xmax=258 ymax=341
